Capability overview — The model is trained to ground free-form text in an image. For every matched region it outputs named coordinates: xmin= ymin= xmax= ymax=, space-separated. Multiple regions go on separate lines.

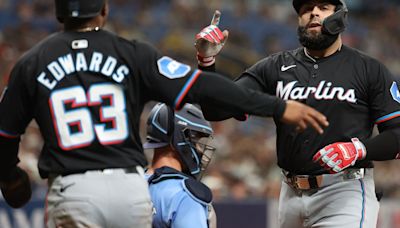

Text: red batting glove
xmin=313 ymin=138 xmax=367 ymax=173
xmin=194 ymin=10 xmax=228 ymax=67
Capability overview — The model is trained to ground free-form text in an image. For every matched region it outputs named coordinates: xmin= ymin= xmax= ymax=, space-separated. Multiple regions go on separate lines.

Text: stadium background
xmin=0 ymin=0 xmax=400 ymax=227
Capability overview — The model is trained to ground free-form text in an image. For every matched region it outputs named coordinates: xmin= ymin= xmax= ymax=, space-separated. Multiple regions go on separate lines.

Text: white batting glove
xmin=195 ymin=10 xmax=229 ymax=67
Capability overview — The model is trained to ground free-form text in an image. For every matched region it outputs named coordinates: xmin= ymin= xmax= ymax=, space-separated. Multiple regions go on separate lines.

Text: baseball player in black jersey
xmin=196 ymin=1 xmax=400 ymax=227
xmin=0 ymin=0 xmax=328 ymax=227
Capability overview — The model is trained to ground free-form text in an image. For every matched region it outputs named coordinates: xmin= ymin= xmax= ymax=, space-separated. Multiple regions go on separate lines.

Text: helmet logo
xmin=177 ymin=120 xmax=188 ymax=126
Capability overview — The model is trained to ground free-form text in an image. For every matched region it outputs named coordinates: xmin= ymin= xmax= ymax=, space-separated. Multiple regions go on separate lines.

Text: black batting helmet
xmin=55 ymin=0 xmax=106 ymax=22
xmin=293 ymin=0 xmax=348 ymax=35
xmin=144 ymin=103 xmax=215 ymax=179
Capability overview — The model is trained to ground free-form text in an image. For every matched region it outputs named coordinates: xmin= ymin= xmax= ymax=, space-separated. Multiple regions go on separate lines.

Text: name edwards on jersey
xmin=37 ymin=51 xmax=129 ymax=90
xmin=276 ymin=80 xmax=357 ymax=103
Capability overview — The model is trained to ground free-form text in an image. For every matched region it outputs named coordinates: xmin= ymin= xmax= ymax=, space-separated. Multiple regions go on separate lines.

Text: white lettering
xmin=340 ymin=89 xmax=357 ymax=103
xmin=37 ymin=72 xmax=57 ymax=90
xmin=314 ymin=81 xmax=326 ymax=100
xmin=321 ymin=82 xmax=332 ymax=98
xmin=58 ymin=54 xmax=75 ymax=75
xmin=39 ymin=52 xmax=128 ymax=90
xmin=47 ymin=61 xmax=65 ymax=81
xmin=75 ymin=53 xmax=88 ymax=71
xmin=89 ymin=52 xmax=103 ymax=72
xmin=101 ymin=56 xmax=117 ymax=76
xmin=304 ymin=87 xmax=317 ymax=98
xmin=276 ymin=80 xmax=357 ymax=103
xmin=291 ymin=87 xmax=305 ymax=100
xmin=113 ymin=65 xmax=129 ymax=83
xmin=276 ymin=81 xmax=297 ymax=100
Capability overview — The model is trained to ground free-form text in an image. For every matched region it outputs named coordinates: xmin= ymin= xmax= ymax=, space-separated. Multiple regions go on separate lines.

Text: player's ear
xmin=101 ymin=1 xmax=109 ymax=18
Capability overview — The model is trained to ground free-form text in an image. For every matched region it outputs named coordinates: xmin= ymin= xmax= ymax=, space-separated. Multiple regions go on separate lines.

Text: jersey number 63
xmin=49 ymin=83 xmax=128 ymax=150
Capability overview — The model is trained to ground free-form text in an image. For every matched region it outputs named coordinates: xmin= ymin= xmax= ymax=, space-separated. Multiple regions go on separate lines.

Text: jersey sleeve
xmin=368 ymin=59 xmax=400 ymax=130
xmin=134 ymin=41 xmax=195 ymax=108
xmin=173 ymin=196 xmax=209 ymax=228
xmin=134 ymin=42 xmax=285 ymax=118
xmin=237 ymin=56 xmax=279 ymax=94
xmin=0 ymin=61 xmax=35 ymax=136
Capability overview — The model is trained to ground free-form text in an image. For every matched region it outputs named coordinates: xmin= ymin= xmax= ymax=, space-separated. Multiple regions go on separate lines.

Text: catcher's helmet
xmin=55 ymin=0 xmax=106 ymax=22
xmin=293 ymin=0 xmax=348 ymax=35
xmin=144 ymin=103 xmax=215 ymax=179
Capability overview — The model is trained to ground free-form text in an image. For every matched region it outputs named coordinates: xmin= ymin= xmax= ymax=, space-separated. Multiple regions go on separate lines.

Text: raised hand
xmin=195 ymin=10 xmax=229 ymax=66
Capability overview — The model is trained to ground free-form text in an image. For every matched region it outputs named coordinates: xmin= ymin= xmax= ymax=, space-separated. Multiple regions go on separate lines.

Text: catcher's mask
xmin=293 ymin=0 xmax=348 ymax=35
xmin=144 ymin=103 xmax=215 ymax=179
xmin=55 ymin=0 xmax=106 ymax=23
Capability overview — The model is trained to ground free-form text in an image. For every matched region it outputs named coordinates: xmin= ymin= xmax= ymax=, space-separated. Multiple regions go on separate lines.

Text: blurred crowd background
xmin=1 ymin=0 xmax=400 ymax=202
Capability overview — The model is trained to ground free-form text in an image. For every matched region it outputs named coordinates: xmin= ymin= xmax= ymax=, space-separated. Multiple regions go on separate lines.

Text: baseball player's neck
xmin=149 ymin=148 xmax=183 ymax=173
xmin=64 ymin=16 xmax=106 ymax=32
xmin=305 ymin=36 xmax=342 ymax=59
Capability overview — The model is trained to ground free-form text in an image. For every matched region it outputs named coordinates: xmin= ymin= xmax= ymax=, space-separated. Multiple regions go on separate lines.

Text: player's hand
xmin=195 ymin=10 xmax=229 ymax=67
xmin=313 ymin=138 xmax=367 ymax=173
xmin=0 ymin=167 xmax=32 ymax=208
xmin=281 ymin=100 xmax=329 ymax=134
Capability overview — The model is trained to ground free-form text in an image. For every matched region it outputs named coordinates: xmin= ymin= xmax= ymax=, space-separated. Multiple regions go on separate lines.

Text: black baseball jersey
xmin=238 ymin=45 xmax=400 ymax=175
xmin=0 ymin=30 xmax=201 ymax=178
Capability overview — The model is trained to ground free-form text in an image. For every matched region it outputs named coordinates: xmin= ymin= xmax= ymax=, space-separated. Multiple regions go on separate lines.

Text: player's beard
xmin=297 ymin=25 xmax=338 ymax=50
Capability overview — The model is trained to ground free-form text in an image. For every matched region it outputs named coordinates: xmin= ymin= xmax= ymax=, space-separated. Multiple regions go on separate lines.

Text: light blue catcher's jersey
xmin=145 ymin=168 xmax=212 ymax=228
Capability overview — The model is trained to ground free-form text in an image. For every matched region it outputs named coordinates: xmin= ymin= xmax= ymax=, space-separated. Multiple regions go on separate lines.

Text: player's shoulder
xmin=130 ymin=39 xmax=161 ymax=59
xmin=148 ymin=167 xmax=212 ymax=205
xmin=342 ymin=46 xmax=391 ymax=79
xmin=342 ymin=45 xmax=382 ymax=66
xmin=252 ymin=48 xmax=301 ymax=67
xmin=16 ymin=32 xmax=60 ymax=65
xmin=10 ymin=32 xmax=62 ymax=74
xmin=103 ymin=31 xmax=154 ymax=51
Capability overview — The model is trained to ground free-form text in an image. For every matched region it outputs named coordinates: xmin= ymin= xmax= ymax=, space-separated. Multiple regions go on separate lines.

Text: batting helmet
xmin=55 ymin=0 xmax=106 ymax=22
xmin=144 ymin=103 xmax=215 ymax=179
xmin=293 ymin=0 xmax=348 ymax=35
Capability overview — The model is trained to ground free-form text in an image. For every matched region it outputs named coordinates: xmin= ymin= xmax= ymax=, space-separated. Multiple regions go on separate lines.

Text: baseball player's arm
xmin=0 ymin=136 xmax=32 ymax=208
xmin=189 ymin=71 xmax=328 ymax=133
xmin=313 ymin=60 xmax=400 ymax=172
xmin=0 ymin=60 xmax=35 ymax=208
xmin=173 ymin=197 xmax=209 ymax=228
xmin=136 ymin=41 xmax=328 ymax=133
xmin=197 ymin=71 xmax=328 ymax=133
xmin=362 ymin=59 xmax=400 ymax=161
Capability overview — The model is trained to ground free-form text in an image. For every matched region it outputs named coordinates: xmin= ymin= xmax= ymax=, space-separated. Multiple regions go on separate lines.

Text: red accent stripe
xmin=0 ymin=131 xmax=19 ymax=139
xmin=212 ymin=28 xmax=224 ymax=40
xmin=175 ymin=70 xmax=202 ymax=110
xmin=375 ymin=113 xmax=400 ymax=124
